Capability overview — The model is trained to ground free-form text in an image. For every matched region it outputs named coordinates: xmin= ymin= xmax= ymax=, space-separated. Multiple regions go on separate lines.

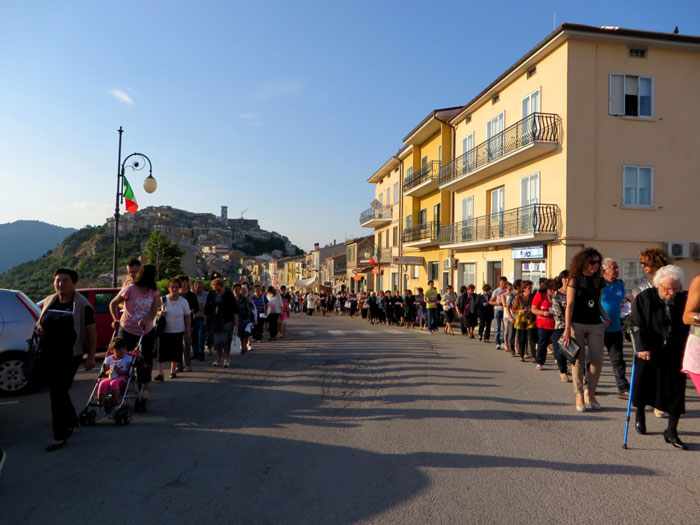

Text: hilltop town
xmin=107 ymin=205 xmax=301 ymax=280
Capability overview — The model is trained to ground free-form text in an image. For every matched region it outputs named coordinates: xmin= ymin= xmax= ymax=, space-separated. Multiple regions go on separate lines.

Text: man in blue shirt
xmin=601 ymin=258 xmax=630 ymax=398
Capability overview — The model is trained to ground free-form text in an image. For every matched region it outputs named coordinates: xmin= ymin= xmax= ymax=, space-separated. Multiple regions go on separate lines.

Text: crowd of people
xmin=31 ymin=247 xmax=700 ymax=453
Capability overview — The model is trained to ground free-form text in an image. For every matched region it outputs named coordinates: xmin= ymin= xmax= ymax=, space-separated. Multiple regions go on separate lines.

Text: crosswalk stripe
xmin=356 ymin=329 xmax=374 ymax=334
xmin=328 ymin=330 xmax=346 ymax=336
xmin=300 ymin=330 xmax=315 ymax=336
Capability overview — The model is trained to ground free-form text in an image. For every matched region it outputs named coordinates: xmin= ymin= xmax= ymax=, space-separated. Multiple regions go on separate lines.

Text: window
xmin=461 ymin=196 xmax=474 ymax=241
xmin=386 ymin=189 xmax=390 ymax=205
xmin=460 ymin=262 xmax=476 ymax=288
xmin=462 ymin=133 xmax=474 ymax=172
xmin=433 ymin=203 xmax=440 ymax=228
xmin=621 ymin=258 xmax=645 ymax=294
xmin=522 ymin=89 xmax=541 ymax=144
xmin=629 ymin=48 xmax=647 ymax=58
xmin=610 ymin=74 xmax=653 ymax=117
xmin=438 ymin=145 xmax=442 ymax=164
xmin=385 ymin=230 xmax=389 ymax=248
xmin=622 ymin=166 xmax=653 ymax=207
xmin=393 ymin=183 xmax=398 ymax=204
xmin=392 ymin=226 xmax=398 ymax=247
xmin=406 ymin=166 xmax=413 ymax=181
xmin=487 ymin=112 xmax=505 ymax=159
xmin=419 ymin=209 xmax=427 ymax=225
xmin=411 ymin=265 xmax=419 ymax=279
xmin=428 ymin=261 xmax=439 ymax=281
xmin=391 ymin=272 xmax=399 ymax=290
xmin=377 ymin=232 xmax=382 ymax=250
xmin=378 ymin=193 xmax=383 ymax=205
xmin=521 ymin=173 xmax=540 ymax=206
xmin=95 ymin=292 xmax=118 ymax=314
xmin=405 ymin=215 xmax=412 ymax=229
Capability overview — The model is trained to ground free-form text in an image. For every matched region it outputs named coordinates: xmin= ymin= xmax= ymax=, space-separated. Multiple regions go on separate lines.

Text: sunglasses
xmin=589 ymin=259 xmax=601 ymax=265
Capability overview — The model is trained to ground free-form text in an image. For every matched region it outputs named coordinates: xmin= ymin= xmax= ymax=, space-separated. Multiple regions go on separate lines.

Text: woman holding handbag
xmin=562 ymin=248 xmax=611 ymax=412
xmin=513 ymin=281 xmax=537 ymax=362
xmin=205 ymin=278 xmax=238 ymax=367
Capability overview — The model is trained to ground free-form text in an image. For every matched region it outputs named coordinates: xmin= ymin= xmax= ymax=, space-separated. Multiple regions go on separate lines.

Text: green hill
xmin=0 ymin=225 xmax=149 ymax=301
xmin=0 ymin=220 xmax=76 ymax=273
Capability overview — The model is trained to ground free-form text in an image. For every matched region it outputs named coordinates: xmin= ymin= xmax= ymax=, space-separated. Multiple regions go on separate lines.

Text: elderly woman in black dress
xmin=631 ymin=265 xmax=690 ymax=449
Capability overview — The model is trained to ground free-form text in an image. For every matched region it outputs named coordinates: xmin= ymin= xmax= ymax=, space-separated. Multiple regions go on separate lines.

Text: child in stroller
xmin=96 ymin=337 xmax=133 ymax=420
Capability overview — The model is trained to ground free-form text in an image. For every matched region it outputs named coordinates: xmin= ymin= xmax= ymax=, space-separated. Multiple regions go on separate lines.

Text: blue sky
xmin=1 ymin=0 xmax=698 ymax=251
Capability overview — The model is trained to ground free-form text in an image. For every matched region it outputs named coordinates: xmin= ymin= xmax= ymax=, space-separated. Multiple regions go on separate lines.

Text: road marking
xmin=0 ymin=401 xmax=19 ymax=406
xmin=300 ymin=331 xmax=315 ymax=337
xmin=356 ymin=330 xmax=374 ymax=334
xmin=328 ymin=330 xmax=346 ymax=336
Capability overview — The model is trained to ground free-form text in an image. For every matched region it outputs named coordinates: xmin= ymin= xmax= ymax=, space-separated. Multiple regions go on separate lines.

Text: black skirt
xmin=632 ymin=355 xmax=686 ymax=415
xmin=158 ymin=332 xmax=184 ymax=363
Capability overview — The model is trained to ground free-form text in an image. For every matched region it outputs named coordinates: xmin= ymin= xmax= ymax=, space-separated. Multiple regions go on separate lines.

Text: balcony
xmin=402 ymin=221 xmax=439 ymax=247
xmin=439 ymin=113 xmax=561 ymax=192
xmin=439 ymin=203 xmax=560 ymax=249
xmin=359 ymin=205 xmax=392 ymax=228
xmin=403 ymin=160 xmax=441 ymax=197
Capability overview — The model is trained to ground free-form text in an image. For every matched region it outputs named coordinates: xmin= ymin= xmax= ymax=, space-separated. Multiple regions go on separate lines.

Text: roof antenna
xmin=674 ymin=26 xmax=679 ymax=34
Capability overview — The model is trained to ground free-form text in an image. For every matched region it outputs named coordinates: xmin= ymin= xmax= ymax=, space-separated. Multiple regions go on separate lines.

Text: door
xmin=487 ymin=112 xmax=505 ymax=160
xmin=520 ymin=173 xmax=540 ymax=234
xmin=462 ymin=133 xmax=474 ymax=173
xmin=489 ymin=187 xmax=505 ymax=238
xmin=487 ymin=261 xmax=502 ymax=287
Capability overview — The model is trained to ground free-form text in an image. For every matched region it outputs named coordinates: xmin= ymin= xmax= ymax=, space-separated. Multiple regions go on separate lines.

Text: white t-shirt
xmin=267 ymin=294 xmax=283 ymax=314
xmin=163 ymin=295 xmax=191 ymax=333
xmin=105 ymin=353 xmax=134 ymax=379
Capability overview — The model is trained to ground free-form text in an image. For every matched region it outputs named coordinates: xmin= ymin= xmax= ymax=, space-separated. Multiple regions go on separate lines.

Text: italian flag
xmin=123 ymin=176 xmax=138 ymax=213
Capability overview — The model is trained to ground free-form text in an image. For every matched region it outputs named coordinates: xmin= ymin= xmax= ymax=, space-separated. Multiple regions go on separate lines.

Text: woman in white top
xmin=266 ymin=286 xmax=283 ymax=341
xmin=155 ymin=278 xmax=191 ymax=380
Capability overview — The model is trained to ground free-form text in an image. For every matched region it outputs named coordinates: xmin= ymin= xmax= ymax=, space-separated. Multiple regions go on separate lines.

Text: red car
xmin=76 ymin=288 xmax=121 ymax=350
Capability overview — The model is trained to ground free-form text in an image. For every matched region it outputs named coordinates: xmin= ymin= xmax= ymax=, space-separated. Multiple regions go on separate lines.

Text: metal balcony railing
xmin=439 ymin=113 xmax=561 ymax=185
xmin=438 ymin=204 xmax=560 ymax=245
xmin=402 ymin=221 xmax=439 ymax=244
xmin=359 ymin=205 xmax=392 ymax=225
xmin=403 ymin=160 xmax=441 ymax=192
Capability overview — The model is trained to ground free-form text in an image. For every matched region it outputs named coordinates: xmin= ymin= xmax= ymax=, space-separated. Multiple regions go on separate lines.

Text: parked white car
xmin=0 ymin=289 xmax=41 ymax=396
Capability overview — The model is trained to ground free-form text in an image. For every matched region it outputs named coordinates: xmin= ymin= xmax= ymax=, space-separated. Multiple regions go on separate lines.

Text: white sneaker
xmin=223 ymin=361 xmax=230 ymax=368
xmin=496 ymin=344 xmax=503 ymax=350
xmin=212 ymin=360 xmax=221 ymax=367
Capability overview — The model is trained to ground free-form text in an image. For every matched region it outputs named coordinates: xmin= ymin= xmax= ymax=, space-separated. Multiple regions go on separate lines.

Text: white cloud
xmin=237 ymin=112 xmax=263 ymax=127
xmin=254 ymin=79 xmax=303 ymax=100
xmin=107 ymin=89 xmax=134 ymax=105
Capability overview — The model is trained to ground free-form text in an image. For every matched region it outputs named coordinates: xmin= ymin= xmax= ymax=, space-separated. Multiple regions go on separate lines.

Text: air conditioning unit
xmin=692 ymin=243 xmax=700 ymax=261
xmin=443 ymin=257 xmax=455 ymax=270
xmin=664 ymin=242 xmax=690 ymax=259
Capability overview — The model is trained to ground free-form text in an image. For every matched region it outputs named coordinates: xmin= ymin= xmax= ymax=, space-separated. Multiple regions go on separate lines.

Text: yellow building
xmin=361 ymin=156 xmax=402 ymax=290
xmin=436 ymin=23 xmax=700 ymax=290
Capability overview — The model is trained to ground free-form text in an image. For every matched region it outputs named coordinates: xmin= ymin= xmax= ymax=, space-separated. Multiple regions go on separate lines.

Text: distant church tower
xmin=221 ymin=206 xmax=228 ymax=221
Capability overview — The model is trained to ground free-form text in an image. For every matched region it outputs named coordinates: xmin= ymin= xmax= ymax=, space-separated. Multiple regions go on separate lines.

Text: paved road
xmin=3 ymin=314 xmax=700 ymax=524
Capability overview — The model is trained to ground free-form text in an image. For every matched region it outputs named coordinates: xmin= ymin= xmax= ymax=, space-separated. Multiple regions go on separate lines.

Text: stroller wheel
xmin=86 ymin=409 xmax=97 ymax=426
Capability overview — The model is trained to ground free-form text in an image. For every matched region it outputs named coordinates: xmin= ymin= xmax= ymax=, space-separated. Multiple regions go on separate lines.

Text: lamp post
xmin=112 ymin=126 xmax=156 ymax=287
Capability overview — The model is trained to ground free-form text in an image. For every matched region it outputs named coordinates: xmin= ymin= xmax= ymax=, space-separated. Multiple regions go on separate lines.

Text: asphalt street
xmin=2 ymin=313 xmax=700 ymax=524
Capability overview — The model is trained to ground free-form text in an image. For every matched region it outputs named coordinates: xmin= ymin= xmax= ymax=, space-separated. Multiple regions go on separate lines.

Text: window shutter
xmin=610 ymin=74 xmax=624 ymax=115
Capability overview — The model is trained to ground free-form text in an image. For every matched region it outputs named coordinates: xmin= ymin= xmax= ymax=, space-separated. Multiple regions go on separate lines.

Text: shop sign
xmin=391 ymin=256 xmax=424 ymax=265
xmin=372 ymin=268 xmax=384 ymax=275
xmin=511 ymin=245 xmax=544 ymax=260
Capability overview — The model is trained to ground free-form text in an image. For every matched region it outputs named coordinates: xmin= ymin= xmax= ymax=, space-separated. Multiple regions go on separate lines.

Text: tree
xmin=145 ymin=229 xmax=183 ymax=280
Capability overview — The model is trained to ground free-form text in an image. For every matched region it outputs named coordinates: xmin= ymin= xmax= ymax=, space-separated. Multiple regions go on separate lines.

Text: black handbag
xmin=22 ymin=333 xmax=43 ymax=382
xmin=558 ymin=336 xmax=580 ymax=363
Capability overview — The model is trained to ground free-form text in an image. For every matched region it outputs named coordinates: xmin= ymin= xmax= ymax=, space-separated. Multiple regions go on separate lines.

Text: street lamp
xmin=112 ymin=126 xmax=156 ymax=287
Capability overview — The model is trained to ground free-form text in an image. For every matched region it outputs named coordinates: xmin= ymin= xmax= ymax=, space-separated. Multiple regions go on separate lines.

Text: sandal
xmin=536 ymin=364 xmax=543 ymax=371
xmin=169 ymin=372 xmax=177 ymax=379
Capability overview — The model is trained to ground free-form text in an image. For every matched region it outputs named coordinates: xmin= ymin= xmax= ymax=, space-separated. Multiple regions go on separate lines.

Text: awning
xmin=352 ymin=266 xmax=373 ymax=274
xmin=294 ymin=277 xmax=316 ymax=289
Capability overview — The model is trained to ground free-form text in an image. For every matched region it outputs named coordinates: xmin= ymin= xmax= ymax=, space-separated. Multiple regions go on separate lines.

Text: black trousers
xmin=47 ymin=352 xmax=82 ymax=441
xmin=604 ymin=331 xmax=630 ymax=393
xmin=119 ymin=328 xmax=156 ymax=385
xmin=517 ymin=328 xmax=538 ymax=359
xmin=253 ymin=319 xmax=265 ymax=340
xmin=478 ymin=316 xmax=493 ymax=340
xmin=267 ymin=313 xmax=279 ymax=338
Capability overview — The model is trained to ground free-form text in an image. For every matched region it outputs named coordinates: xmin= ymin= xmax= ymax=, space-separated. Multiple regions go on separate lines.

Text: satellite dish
xmin=370 ymin=199 xmax=381 ymax=209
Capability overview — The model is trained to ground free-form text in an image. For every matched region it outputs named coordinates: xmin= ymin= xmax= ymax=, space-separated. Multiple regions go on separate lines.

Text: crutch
xmin=622 ymin=326 xmax=640 ymax=449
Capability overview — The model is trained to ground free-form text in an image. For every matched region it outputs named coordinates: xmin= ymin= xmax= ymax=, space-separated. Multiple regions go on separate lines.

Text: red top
xmin=532 ymin=291 xmax=555 ymax=330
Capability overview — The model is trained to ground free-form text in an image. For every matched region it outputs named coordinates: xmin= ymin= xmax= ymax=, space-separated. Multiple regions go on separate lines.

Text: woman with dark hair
xmin=550 ymin=270 xmax=571 ymax=382
xmin=513 ymin=281 xmax=537 ymax=361
xmin=632 ymin=265 xmax=690 ymax=449
xmin=403 ymin=289 xmax=416 ymax=329
xmin=563 ymin=248 xmax=611 ymax=412
xmin=205 ymin=278 xmax=238 ymax=366
xmin=109 ymin=264 xmax=161 ymax=398
xmin=531 ymin=279 xmax=558 ymax=370
xmin=155 ymin=278 xmax=191 ymax=379
xmin=633 ymin=248 xmax=672 ymax=298
xmin=266 ymin=286 xmax=282 ymax=340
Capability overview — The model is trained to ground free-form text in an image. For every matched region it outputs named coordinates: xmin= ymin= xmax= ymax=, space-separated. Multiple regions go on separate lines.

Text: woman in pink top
xmin=531 ymin=279 xmax=557 ymax=371
xmin=109 ymin=264 xmax=161 ymax=397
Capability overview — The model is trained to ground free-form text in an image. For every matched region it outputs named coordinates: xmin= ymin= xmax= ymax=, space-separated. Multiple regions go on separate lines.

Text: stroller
xmin=79 ymin=332 xmax=149 ymax=426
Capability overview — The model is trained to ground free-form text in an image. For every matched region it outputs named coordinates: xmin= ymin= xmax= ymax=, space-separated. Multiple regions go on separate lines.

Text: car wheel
xmin=0 ymin=351 xmax=34 ymax=397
